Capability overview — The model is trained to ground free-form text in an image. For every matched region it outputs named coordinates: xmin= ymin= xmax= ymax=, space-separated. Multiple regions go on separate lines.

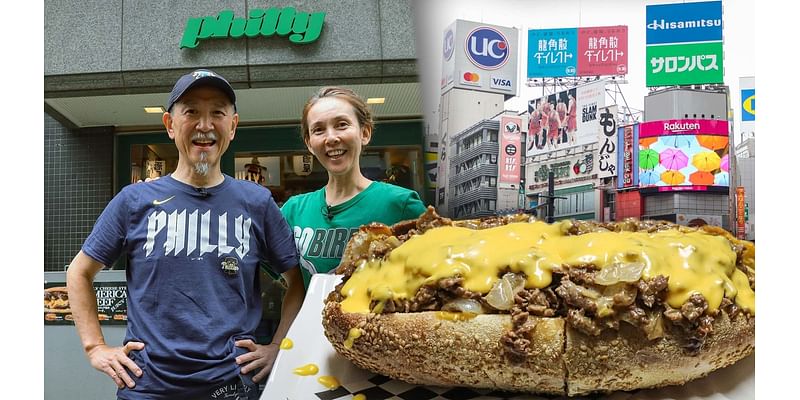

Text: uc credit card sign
xmin=527 ymin=28 xmax=577 ymax=78
xmin=646 ymin=1 xmax=723 ymax=45
xmin=443 ymin=19 xmax=519 ymax=96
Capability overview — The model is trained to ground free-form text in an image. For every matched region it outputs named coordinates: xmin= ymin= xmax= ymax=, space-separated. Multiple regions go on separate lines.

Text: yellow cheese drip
xmin=340 ymin=222 xmax=755 ymax=316
xmin=293 ymin=364 xmax=319 ymax=376
xmin=344 ymin=328 xmax=362 ymax=349
xmin=353 ymin=395 xmax=366 ymax=400
xmin=279 ymin=338 xmax=293 ymax=350
xmin=317 ymin=375 xmax=340 ymax=390
xmin=436 ymin=311 xmax=477 ymax=321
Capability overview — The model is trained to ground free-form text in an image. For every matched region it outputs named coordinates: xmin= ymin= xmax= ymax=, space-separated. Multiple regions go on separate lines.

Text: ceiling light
xmin=144 ymin=106 xmax=165 ymax=114
xmin=367 ymin=98 xmax=385 ymax=104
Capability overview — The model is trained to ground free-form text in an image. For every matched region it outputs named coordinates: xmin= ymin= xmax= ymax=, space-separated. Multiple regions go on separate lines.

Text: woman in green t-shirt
xmin=282 ymin=87 xmax=427 ymax=289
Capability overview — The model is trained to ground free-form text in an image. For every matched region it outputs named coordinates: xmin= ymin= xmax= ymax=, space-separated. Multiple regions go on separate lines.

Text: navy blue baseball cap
xmin=167 ymin=69 xmax=237 ymax=112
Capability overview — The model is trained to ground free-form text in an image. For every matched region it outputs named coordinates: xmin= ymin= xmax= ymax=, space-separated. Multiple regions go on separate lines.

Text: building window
xmin=489 ymin=177 xmax=496 ymax=187
xmin=554 ymin=189 xmax=595 ymax=217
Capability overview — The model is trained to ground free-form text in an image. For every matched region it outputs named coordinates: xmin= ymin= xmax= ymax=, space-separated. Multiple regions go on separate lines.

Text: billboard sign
xmin=499 ymin=116 xmax=522 ymax=188
xmin=638 ymin=119 xmax=729 ymax=190
xmin=640 ymin=118 xmax=728 ymax=137
xmin=527 ymin=152 xmax=595 ymax=190
xmin=645 ymin=1 xmax=723 ymax=45
xmin=465 ymin=26 xmax=510 ymax=70
xmin=597 ymin=105 xmax=618 ymax=179
xmin=646 ymin=41 xmax=723 ymax=86
xmin=526 ymin=80 xmax=606 ymax=157
xmin=736 ymin=187 xmax=746 ymax=239
xmin=441 ymin=22 xmax=457 ymax=91
xmin=741 ymin=88 xmax=755 ymax=121
xmin=617 ymin=123 xmax=639 ymax=189
xmin=577 ymin=26 xmax=628 ymax=76
xmin=443 ymin=20 xmax=519 ymax=96
xmin=527 ymin=28 xmax=578 ymax=78
xmin=740 ymin=76 xmax=755 ymax=135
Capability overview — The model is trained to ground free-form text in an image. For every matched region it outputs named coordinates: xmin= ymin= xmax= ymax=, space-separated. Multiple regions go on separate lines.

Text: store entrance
xmin=127 ymin=144 xmax=424 ymax=206
xmin=233 ymin=147 xmax=422 ymax=206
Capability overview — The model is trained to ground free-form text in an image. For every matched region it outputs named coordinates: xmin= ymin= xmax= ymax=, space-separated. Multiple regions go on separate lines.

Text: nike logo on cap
xmin=152 ymin=196 xmax=175 ymax=205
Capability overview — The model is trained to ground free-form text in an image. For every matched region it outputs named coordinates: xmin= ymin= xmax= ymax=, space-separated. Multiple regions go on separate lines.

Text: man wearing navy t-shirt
xmin=66 ymin=69 xmax=303 ymax=400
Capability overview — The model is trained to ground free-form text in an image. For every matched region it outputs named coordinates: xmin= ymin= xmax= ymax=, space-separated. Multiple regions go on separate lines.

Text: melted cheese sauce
xmin=293 ymin=364 xmax=319 ymax=376
xmin=279 ymin=338 xmax=293 ymax=350
xmin=344 ymin=328 xmax=362 ymax=349
xmin=317 ymin=375 xmax=340 ymax=390
xmin=340 ymin=222 xmax=755 ymax=315
xmin=436 ymin=311 xmax=477 ymax=322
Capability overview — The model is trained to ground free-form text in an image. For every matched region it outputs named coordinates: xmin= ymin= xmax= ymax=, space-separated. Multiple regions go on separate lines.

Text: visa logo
xmin=490 ymin=77 xmax=512 ymax=90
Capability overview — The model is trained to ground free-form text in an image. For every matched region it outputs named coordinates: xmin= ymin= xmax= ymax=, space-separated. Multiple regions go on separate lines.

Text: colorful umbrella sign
xmin=689 ymin=171 xmax=715 ymax=185
xmin=659 ymin=148 xmax=689 ymax=171
xmin=639 ymin=149 xmax=659 ymax=170
xmin=720 ymin=154 xmax=729 ymax=172
xmin=692 ymin=151 xmax=721 ymax=172
xmin=661 ymin=135 xmax=694 ymax=149
xmin=697 ymin=135 xmax=728 ymax=150
xmin=640 ymin=137 xmax=658 ymax=148
xmin=640 ymin=170 xmax=659 ymax=186
xmin=661 ymin=170 xmax=685 ymax=185
xmin=715 ymin=171 xmax=730 ymax=186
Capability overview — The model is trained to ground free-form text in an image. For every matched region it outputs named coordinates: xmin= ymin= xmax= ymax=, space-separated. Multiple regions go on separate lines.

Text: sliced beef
xmin=566 ymin=309 xmax=603 ymax=336
xmin=555 ymin=279 xmax=598 ymax=314
xmin=637 ymin=275 xmax=668 ymax=308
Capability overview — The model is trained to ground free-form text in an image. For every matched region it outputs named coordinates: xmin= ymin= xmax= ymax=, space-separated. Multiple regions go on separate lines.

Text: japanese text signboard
xmin=597 ymin=105 xmax=618 ymax=179
xmin=736 ymin=187 xmax=746 ymax=239
xmin=527 ymin=28 xmax=578 ymax=78
xmin=617 ymin=123 xmax=639 ymax=189
xmin=646 ymin=42 xmax=723 ymax=86
xmin=577 ymin=26 xmax=628 ymax=76
xmin=499 ymin=116 xmax=522 ymax=188
xmin=528 ymin=26 xmax=628 ymax=78
xmin=645 ymin=1 xmax=723 ymax=87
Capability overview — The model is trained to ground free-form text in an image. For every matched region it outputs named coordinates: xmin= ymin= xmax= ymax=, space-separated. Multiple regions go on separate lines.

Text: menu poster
xmin=44 ymin=282 xmax=128 ymax=325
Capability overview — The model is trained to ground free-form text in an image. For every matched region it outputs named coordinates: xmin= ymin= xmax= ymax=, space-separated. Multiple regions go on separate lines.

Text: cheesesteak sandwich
xmin=321 ymin=207 xmax=755 ymax=396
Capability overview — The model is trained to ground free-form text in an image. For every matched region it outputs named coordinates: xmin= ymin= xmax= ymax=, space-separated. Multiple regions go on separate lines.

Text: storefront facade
xmin=44 ymin=2 xmax=422 ymax=397
xmin=45 ymin=0 xmax=425 ymax=272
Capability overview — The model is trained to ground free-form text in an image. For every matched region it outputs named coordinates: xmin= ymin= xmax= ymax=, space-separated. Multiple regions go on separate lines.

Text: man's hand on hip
xmin=87 ymin=341 xmax=145 ymax=389
xmin=235 ymin=339 xmax=279 ymax=383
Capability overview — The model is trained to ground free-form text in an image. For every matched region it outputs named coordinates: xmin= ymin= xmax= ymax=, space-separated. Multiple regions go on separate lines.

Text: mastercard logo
xmin=463 ymin=72 xmax=480 ymax=82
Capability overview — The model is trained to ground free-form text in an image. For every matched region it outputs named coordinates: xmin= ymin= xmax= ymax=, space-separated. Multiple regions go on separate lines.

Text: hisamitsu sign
xmin=645 ymin=1 xmax=723 ymax=45
xmin=181 ymin=7 xmax=326 ymax=49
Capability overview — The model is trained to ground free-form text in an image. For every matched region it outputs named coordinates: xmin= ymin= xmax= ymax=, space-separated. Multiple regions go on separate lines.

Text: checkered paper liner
xmin=313 ymin=374 xmax=579 ymax=400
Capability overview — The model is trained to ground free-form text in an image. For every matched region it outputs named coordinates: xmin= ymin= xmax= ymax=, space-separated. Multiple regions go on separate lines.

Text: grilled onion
xmin=485 ymin=273 xmax=526 ymax=310
xmin=594 ymin=262 xmax=645 ymax=286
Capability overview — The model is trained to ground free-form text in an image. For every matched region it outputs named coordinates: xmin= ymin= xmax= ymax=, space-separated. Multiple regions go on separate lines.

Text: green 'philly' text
xmin=180 ymin=7 xmax=325 ymax=49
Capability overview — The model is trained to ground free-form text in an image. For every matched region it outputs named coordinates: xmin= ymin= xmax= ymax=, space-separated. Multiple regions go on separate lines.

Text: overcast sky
xmin=413 ymin=0 xmax=754 ymax=141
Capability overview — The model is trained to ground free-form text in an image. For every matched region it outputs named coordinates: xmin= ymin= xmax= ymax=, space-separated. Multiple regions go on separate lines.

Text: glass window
xmin=130 ymin=144 xmax=179 ymax=183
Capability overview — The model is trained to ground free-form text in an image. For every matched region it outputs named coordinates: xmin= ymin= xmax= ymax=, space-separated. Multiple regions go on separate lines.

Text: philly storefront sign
xmin=181 ymin=7 xmax=326 ymax=49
